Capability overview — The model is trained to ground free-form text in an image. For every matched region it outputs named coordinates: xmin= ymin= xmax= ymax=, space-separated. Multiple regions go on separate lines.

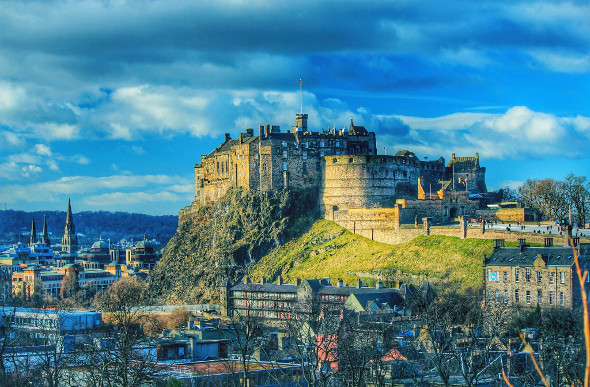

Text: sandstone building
xmin=483 ymin=237 xmax=589 ymax=310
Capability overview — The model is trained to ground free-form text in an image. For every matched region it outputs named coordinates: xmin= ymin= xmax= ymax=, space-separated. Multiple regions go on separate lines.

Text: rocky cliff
xmin=148 ymin=188 xmax=319 ymax=303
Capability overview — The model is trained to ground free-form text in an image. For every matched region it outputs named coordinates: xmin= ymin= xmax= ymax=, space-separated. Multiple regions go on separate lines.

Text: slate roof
xmin=485 ymin=246 xmax=586 ymax=267
xmin=349 ymin=291 xmax=403 ymax=310
xmin=229 ymin=282 xmax=298 ymax=293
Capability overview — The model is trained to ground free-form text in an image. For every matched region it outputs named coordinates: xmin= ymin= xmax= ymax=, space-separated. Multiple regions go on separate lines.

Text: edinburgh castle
xmin=178 ymin=113 xmax=505 ymax=244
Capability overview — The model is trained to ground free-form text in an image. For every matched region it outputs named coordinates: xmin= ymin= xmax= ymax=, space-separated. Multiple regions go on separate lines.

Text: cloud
xmin=388 ymin=107 xmax=590 ymax=160
xmin=35 ymin=144 xmax=52 ymax=156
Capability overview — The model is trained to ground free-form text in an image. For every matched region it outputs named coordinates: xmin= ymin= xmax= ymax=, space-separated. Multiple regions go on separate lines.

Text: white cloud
xmin=35 ymin=144 xmax=52 ymax=156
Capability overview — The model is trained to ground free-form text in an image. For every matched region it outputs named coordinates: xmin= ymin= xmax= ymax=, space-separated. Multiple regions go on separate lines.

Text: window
xmin=283 ymin=162 xmax=288 ymax=171
xmin=503 ymin=271 xmax=508 ymax=282
xmin=548 ymin=272 xmax=554 ymax=284
xmin=495 ymin=290 xmax=499 ymax=303
xmin=560 ymin=272 xmax=565 ymax=284
xmin=515 ymin=289 xmax=520 ymax=303
xmin=515 ymin=269 xmax=520 ymax=282
xmin=305 ymin=142 xmax=309 ymax=149
xmin=537 ymin=289 xmax=542 ymax=305
xmin=526 ymin=290 xmax=531 ymax=304
xmin=537 ymin=271 xmax=542 ymax=283
xmin=503 ymin=290 xmax=508 ymax=304
xmin=560 ymin=292 xmax=564 ymax=306
xmin=283 ymin=150 xmax=287 ymax=159
xmin=549 ymin=291 xmax=554 ymax=305
xmin=302 ymin=151 xmax=307 ymax=160
xmin=320 ymin=141 xmax=325 ymax=147
xmin=335 ymin=141 xmax=340 ymax=147
xmin=320 ymin=150 xmax=324 ymax=157
xmin=526 ymin=268 xmax=531 ymax=282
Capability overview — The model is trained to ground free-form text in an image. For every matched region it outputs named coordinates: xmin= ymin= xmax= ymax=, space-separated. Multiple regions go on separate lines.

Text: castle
xmin=180 ymin=112 xmax=489 ymax=234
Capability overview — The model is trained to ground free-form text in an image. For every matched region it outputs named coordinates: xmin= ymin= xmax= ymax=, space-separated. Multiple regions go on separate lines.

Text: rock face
xmin=148 ymin=187 xmax=318 ymax=303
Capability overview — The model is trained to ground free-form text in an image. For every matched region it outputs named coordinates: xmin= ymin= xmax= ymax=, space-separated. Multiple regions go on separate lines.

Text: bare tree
xmin=519 ymin=179 xmax=568 ymax=221
xmin=565 ymin=173 xmax=590 ymax=226
xmin=89 ymin=276 xmax=159 ymax=387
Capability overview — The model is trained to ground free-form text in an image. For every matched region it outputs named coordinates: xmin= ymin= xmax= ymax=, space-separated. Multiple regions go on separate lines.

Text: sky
xmin=0 ymin=0 xmax=589 ymax=216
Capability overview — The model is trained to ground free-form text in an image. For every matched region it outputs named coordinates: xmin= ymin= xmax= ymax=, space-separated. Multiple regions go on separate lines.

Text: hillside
xmin=148 ymin=188 xmax=319 ymax=303
xmin=250 ymin=219 xmax=493 ymax=290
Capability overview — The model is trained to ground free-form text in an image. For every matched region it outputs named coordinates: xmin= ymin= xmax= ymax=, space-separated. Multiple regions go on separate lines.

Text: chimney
xmin=494 ymin=239 xmax=505 ymax=250
xmin=544 ymin=237 xmax=553 ymax=247
xmin=224 ymin=133 xmax=231 ymax=143
xmin=262 ymin=276 xmax=266 ymax=284
xmin=278 ymin=275 xmax=283 ymax=285
xmin=296 ymin=277 xmax=301 ymax=286
xmin=573 ymin=237 xmax=580 ymax=247
xmin=518 ymin=238 xmax=527 ymax=252
xmin=337 ymin=278 xmax=343 ymax=287
xmin=357 ymin=278 xmax=362 ymax=289
xmin=258 ymin=125 xmax=264 ymax=138
xmin=244 ymin=276 xmax=251 ymax=284
xmin=376 ymin=279 xmax=384 ymax=289
xmin=265 ymin=124 xmax=270 ymax=137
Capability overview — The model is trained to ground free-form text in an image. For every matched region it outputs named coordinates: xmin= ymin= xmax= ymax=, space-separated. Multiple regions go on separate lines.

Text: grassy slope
xmin=251 ymin=219 xmax=498 ymax=290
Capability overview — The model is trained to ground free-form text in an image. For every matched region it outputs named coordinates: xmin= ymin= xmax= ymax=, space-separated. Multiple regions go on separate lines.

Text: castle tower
xmin=295 ymin=113 xmax=308 ymax=132
xmin=61 ymin=199 xmax=79 ymax=254
xmin=29 ymin=218 xmax=37 ymax=247
xmin=41 ymin=215 xmax=51 ymax=246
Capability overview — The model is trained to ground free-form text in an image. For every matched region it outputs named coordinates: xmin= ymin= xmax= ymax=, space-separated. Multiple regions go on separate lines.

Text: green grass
xmin=251 ymin=219 xmax=495 ymax=290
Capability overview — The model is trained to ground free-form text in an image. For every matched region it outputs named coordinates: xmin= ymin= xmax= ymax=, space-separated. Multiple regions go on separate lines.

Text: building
xmin=125 ymin=240 xmax=161 ymax=270
xmin=61 ymin=199 xmax=79 ymax=256
xmin=12 ymin=263 xmax=120 ymax=298
xmin=483 ymin=238 xmax=590 ymax=310
xmin=220 ymin=276 xmax=408 ymax=322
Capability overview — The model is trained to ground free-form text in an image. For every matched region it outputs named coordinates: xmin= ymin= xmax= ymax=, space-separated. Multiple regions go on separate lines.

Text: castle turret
xmin=29 ymin=218 xmax=37 ymax=247
xmin=61 ymin=199 xmax=79 ymax=254
xmin=41 ymin=215 xmax=50 ymax=246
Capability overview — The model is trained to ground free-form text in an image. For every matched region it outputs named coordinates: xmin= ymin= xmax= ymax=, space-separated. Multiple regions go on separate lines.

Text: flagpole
xmin=299 ymin=78 xmax=303 ymax=114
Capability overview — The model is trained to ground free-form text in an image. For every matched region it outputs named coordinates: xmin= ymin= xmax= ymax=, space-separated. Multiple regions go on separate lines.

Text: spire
xmin=41 ymin=215 xmax=50 ymax=246
xmin=62 ymin=198 xmax=78 ymax=254
xmin=29 ymin=218 xmax=37 ymax=247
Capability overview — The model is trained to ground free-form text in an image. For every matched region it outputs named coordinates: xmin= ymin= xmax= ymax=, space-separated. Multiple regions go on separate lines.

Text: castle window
xmin=332 ymin=158 xmax=337 ymax=163
xmin=302 ymin=151 xmax=307 ymax=160
xmin=336 ymin=141 xmax=340 ymax=147
xmin=283 ymin=162 xmax=288 ymax=171
xmin=549 ymin=291 xmax=554 ymax=305
xmin=515 ymin=289 xmax=519 ymax=303
xmin=302 ymin=162 xmax=307 ymax=173
xmin=320 ymin=151 xmax=324 ymax=157
xmin=320 ymin=141 xmax=325 ymax=147
xmin=495 ymin=290 xmax=499 ymax=303
xmin=283 ymin=150 xmax=287 ymax=159
xmin=349 ymin=157 xmax=353 ymax=163
xmin=263 ymin=163 xmax=267 ymax=171
xmin=305 ymin=142 xmax=309 ymax=148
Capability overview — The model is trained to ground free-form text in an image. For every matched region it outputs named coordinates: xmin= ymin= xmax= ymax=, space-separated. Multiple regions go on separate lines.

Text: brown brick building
xmin=483 ymin=238 xmax=590 ymax=310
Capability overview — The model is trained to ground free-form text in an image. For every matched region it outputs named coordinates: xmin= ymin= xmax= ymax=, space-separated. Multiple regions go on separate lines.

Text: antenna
xmin=298 ymin=78 xmax=302 ymax=114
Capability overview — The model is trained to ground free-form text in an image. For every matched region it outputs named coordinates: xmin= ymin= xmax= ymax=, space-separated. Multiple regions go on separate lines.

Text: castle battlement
xmin=182 ymin=112 xmax=489 ymax=230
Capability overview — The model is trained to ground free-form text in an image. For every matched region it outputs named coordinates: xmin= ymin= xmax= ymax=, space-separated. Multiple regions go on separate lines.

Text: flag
xmin=298 ymin=78 xmax=301 ymax=84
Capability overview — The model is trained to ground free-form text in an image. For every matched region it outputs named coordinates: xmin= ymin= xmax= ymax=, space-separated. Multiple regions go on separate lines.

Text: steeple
xmin=41 ymin=215 xmax=50 ymax=246
xmin=29 ymin=218 xmax=37 ymax=247
xmin=61 ymin=198 xmax=78 ymax=254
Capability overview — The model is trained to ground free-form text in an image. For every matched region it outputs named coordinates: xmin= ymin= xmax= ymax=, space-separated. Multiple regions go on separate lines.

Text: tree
xmin=501 ymin=186 xmax=521 ymax=202
xmin=88 ymin=277 xmax=159 ymax=387
xmin=565 ymin=173 xmax=590 ymax=226
xmin=519 ymin=179 xmax=568 ymax=221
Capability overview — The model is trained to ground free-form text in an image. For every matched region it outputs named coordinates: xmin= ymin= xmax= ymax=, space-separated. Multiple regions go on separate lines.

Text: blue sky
xmin=0 ymin=0 xmax=589 ymax=215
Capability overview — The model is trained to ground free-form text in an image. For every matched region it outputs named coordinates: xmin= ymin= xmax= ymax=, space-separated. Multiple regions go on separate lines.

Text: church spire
xmin=29 ymin=218 xmax=37 ymax=247
xmin=61 ymin=198 xmax=78 ymax=254
xmin=41 ymin=215 xmax=50 ymax=246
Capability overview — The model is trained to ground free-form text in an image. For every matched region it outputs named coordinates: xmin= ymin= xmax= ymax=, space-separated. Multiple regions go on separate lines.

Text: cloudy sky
xmin=1 ymin=0 xmax=589 ymax=215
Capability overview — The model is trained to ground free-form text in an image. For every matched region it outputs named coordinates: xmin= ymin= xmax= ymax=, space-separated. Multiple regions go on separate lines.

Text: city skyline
xmin=1 ymin=1 xmax=589 ymax=215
